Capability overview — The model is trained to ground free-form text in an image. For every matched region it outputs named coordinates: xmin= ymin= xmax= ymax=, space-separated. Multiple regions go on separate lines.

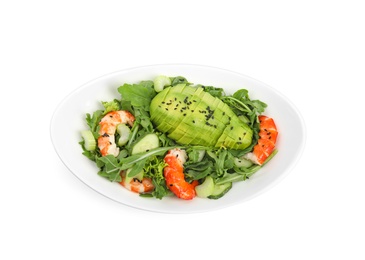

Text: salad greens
xmin=79 ymin=76 xmax=277 ymax=200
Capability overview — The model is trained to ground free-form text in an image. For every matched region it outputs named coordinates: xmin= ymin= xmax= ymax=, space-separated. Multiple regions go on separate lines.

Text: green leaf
xmin=251 ymin=99 xmax=267 ymax=114
xmin=127 ymin=159 xmax=146 ymax=178
xmin=185 ymin=160 xmax=213 ymax=181
xmin=170 ymin=76 xmax=189 ymax=86
xmin=85 ymin=110 xmax=103 ymax=137
xmin=117 ymin=82 xmax=156 ymax=111
xmin=96 ymin=155 xmax=122 ymax=182
xmin=119 ymin=146 xmax=179 ymax=170
xmin=201 ymin=85 xmax=225 ymax=98
xmin=143 ymin=156 xmax=169 ymax=199
xmin=233 ymin=89 xmax=249 ymax=100
xmin=101 ymin=99 xmax=121 ymax=115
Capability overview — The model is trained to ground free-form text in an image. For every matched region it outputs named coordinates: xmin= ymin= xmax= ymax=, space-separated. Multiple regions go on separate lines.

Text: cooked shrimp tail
xmin=120 ymin=171 xmax=154 ymax=194
xmin=163 ymin=148 xmax=198 ymax=200
xmin=97 ymin=110 xmax=135 ymax=156
xmin=245 ymin=115 xmax=278 ymax=165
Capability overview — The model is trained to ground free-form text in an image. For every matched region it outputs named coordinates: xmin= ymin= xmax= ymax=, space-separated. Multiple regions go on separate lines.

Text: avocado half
xmin=150 ymin=84 xmax=253 ymax=150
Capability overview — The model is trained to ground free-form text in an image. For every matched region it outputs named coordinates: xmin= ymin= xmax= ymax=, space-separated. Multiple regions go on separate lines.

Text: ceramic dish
xmin=50 ymin=64 xmax=306 ymax=213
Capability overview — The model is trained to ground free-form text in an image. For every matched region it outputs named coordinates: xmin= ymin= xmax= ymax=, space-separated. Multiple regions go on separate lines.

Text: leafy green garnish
xmin=170 ymin=76 xmax=189 ymax=86
xmin=101 ymin=99 xmax=121 ymax=115
xmin=117 ymin=81 xmax=156 ymax=111
xmin=79 ymin=76 xmax=277 ymax=200
xmin=143 ymin=156 xmax=169 ymax=199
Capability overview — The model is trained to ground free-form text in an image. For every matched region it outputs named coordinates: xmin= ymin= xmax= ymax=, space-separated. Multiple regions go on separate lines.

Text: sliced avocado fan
xmin=150 ymin=84 xmax=253 ymax=150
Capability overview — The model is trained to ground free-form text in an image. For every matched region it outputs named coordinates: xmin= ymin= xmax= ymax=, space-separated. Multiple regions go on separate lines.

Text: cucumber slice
xmin=131 ymin=133 xmax=160 ymax=155
xmin=207 ymin=182 xmax=232 ymax=200
xmin=154 ymin=75 xmax=171 ymax=92
xmin=116 ymin=124 xmax=131 ymax=146
xmin=234 ymin=157 xmax=253 ymax=168
xmin=81 ymin=130 xmax=96 ymax=151
xmin=195 ymin=176 xmax=214 ymax=198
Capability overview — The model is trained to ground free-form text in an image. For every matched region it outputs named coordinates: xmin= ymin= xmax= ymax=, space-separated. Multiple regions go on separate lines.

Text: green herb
xmin=79 ymin=76 xmax=277 ymax=200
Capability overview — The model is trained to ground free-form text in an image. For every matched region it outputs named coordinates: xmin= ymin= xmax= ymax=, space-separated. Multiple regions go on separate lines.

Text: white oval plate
xmin=50 ymin=64 xmax=306 ymax=213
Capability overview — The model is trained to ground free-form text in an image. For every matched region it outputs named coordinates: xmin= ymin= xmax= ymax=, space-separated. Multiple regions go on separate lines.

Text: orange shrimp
xmin=98 ymin=110 xmax=135 ymax=156
xmin=163 ymin=148 xmax=199 ymax=200
xmin=120 ymin=171 xmax=154 ymax=193
xmin=245 ymin=115 xmax=278 ymax=165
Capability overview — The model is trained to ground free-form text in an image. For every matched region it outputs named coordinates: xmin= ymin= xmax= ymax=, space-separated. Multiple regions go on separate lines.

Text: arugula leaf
xmin=85 ymin=110 xmax=103 ymax=137
xmin=185 ymin=160 xmax=213 ymax=181
xmin=216 ymin=150 xmax=278 ymax=185
xmin=158 ymin=133 xmax=176 ymax=147
xmin=170 ymin=76 xmax=189 ymax=86
xmin=117 ymin=82 xmax=156 ymax=111
xmin=201 ymin=85 xmax=225 ymax=98
xmin=79 ymin=140 xmax=99 ymax=162
xmin=97 ymin=155 xmax=122 ymax=182
xmin=119 ymin=146 xmax=180 ymax=170
xmin=127 ymin=159 xmax=147 ymax=178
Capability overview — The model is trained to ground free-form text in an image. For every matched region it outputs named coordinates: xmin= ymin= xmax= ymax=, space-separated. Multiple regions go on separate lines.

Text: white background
xmin=1 ymin=0 xmax=364 ymax=259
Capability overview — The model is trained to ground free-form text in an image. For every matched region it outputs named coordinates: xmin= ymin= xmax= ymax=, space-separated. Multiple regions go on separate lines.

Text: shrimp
xmin=245 ymin=115 xmax=278 ymax=165
xmin=163 ymin=148 xmax=199 ymax=200
xmin=120 ymin=171 xmax=154 ymax=193
xmin=98 ymin=111 xmax=154 ymax=193
xmin=97 ymin=110 xmax=135 ymax=156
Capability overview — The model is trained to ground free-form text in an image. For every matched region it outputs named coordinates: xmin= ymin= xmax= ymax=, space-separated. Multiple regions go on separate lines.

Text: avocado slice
xmin=150 ymin=87 xmax=171 ymax=122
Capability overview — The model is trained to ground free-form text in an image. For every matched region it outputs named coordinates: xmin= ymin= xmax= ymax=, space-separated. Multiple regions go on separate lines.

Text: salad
xmin=79 ymin=75 xmax=278 ymax=200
